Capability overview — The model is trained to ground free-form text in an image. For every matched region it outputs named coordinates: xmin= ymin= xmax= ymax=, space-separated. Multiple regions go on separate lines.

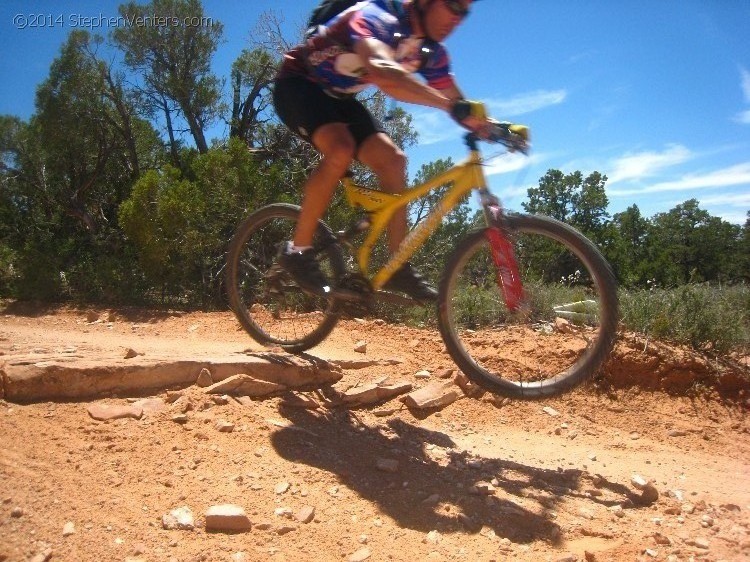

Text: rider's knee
xmin=373 ymin=146 xmax=407 ymax=180
xmin=391 ymin=148 xmax=407 ymax=175
xmin=321 ymin=138 xmax=356 ymax=171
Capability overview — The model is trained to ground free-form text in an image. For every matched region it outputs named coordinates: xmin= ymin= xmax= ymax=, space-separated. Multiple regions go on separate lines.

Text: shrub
xmin=620 ymin=283 xmax=749 ymax=354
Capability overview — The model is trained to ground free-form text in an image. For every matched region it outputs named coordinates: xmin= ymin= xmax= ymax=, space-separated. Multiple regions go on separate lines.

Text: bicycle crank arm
xmin=371 ymin=290 xmax=429 ymax=307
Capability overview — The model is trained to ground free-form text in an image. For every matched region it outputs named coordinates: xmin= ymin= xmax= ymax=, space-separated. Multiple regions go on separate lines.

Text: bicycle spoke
xmin=438 ymin=214 xmax=618 ymax=399
xmin=226 ymin=205 xmax=344 ymax=352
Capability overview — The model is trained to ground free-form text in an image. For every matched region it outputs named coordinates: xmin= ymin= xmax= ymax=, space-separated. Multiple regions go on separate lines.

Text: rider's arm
xmin=438 ymin=82 xmax=465 ymax=103
xmin=353 ymin=37 xmax=454 ymax=112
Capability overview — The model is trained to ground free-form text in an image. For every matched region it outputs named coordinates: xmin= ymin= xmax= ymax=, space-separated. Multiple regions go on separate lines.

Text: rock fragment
xmin=205 ymin=504 xmax=251 ymax=532
xmin=132 ymin=398 xmax=166 ymax=415
xmin=29 ymin=549 xmax=53 ymax=562
xmin=196 ymin=368 xmax=213 ymax=387
xmin=214 ymin=419 xmax=234 ymax=432
xmin=400 ymin=381 xmax=460 ymax=410
xmin=87 ymin=403 xmax=143 ymax=421
xmin=205 ymin=374 xmax=285 ymax=397
xmin=162 ymin=507 xmax=195 ymax=530
xmin=454 ymin=372 xmax=485 ymax=398
xmin=348 ymin=547 xmax=372 ymax=562
xmin=280 ymin=393 xmax=319 ymax=409
xmin=296 ymin=505 xmax=315 ymax=523
xmin=376 ymin=458 xmax=400 ymax=473
xmin=341 ymin=381 xmax=412 ymax=406
xmin=631 ymin=474 xmax=659 ymax=505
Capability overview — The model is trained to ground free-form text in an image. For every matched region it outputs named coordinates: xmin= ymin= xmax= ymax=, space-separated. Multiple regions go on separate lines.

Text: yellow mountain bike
xmin=226 ymin=127 xmax=618 ymax=399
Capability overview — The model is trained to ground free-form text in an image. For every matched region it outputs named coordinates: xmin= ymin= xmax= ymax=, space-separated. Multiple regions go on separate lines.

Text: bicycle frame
xmin=342 ymin=148 xmax=488 ymax=290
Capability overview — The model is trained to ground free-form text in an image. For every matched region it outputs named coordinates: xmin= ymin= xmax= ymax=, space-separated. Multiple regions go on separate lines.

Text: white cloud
xmin=412 ymin=109 xmax=459 ymax=145
xmin=609 ymin=162 xmax=750 ymax=197
xmin=606 ymin=145 xmax=694 ymax=184
xmin=486 ymin=90 xmax=567 ymax=117
xmin=698 ymin=192 xmax=750 ymax=207
xmin=718 ymin=211 xmax=748 ymax=225
xmin=735 ymin=66 xmax=750 ymax=124
xmin=484 ymin=151 xmax=535 ymax=177
xmin=740 ymin=66 xmax=750 ymax=102
xmin=411 ymin=89 xmax=567 ymax=146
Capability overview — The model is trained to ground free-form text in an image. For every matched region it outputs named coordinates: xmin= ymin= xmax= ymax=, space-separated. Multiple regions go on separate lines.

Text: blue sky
xmin=1 ymin=0 xmax=748 ymax=224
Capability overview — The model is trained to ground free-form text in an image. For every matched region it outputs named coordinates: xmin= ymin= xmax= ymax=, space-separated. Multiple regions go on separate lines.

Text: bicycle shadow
xmin=269 ymin=406 xmax=636 ymax=544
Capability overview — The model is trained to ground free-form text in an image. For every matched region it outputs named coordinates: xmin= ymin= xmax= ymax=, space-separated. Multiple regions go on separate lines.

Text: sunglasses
xmin=442 ymin=0 xmax=470 ymax=18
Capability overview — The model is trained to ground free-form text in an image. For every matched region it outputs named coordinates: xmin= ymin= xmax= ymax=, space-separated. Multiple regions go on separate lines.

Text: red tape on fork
xmin=484 ymin=227 xmax=524 ymax=312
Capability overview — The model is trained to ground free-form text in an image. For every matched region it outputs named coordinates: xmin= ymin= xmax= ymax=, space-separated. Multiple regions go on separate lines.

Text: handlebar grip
xmin=487 ymin=122 xmax=530 ymax=154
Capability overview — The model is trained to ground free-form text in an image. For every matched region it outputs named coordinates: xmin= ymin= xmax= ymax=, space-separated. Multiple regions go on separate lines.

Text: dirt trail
xmin=0 ymin=303 xmax=748 ymax=562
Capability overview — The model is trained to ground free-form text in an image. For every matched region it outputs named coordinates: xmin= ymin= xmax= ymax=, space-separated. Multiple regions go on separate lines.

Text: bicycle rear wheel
xmin=226 ymin=203 xmax=345 ymax=353
xmin=438 ymin=213 xmax=618 ymax=399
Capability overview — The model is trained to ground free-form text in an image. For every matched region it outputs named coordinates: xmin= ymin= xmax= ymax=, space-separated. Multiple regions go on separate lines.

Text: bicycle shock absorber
xmin=485 ymin=226 xmax=524 ymax=312
xmin=480 ymin=196 xmax=524 ymax=312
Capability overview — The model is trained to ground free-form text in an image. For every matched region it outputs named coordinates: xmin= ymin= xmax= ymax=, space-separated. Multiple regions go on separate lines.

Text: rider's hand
xmin=450 ymin=99 xmax=490 ymax=134
xmin=488 ymin=120 xmax=531 ymax=153
xmin=508 ymin=123 xmax=530 ymax=143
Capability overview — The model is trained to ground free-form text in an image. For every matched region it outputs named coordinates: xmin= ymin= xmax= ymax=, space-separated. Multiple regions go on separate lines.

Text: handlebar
xmin=487 ymin=121 xmax=530 ymax=154
xmin=465 ymin=121 xmax=530 ymax=154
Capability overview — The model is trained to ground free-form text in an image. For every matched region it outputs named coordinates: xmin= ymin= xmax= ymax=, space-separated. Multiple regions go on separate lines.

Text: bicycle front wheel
xmin=438 ymin=213 xmax=618 ymax=399
xmin=226 ymin=203 xmax=345 ymax=353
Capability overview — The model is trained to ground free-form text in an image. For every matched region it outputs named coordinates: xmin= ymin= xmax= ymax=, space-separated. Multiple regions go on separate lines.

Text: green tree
xmin=523 ymin=169 xmax=610 ymax=245
xmin=34 ymin=31 xmax=123 ymax=232
xmin=119 ymin=138 xmax=279 ymax=306
xmin=643 ymin=199 xmax=742 ymax=285
xmin=1 ymin=31 xmax=163 ymax=301
xmin=229 ymin=48 xmax=276 ymax=147
xmin=0 ymin=115 xmax=25 ymax=294
xmin=609 ymin=204 xmax=650 ymax=286
xmin=742 ymin=211 xmax=750 ymax=281
xmin=113 ymin=0 xmax=224 ymax=157
xmin=409 ymin=158 xmax=473 ymax=279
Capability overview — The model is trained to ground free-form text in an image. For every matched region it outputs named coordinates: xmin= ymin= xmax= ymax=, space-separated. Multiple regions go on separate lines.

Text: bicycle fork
xmin=480 ymin=192 xmax=524 ymax=312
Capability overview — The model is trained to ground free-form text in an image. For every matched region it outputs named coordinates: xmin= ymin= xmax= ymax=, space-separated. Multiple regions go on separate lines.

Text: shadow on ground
xmin=270 ymin=406 xmax=639 ymax=544
xmin=0 ymin=300 xmax=190 ymax=322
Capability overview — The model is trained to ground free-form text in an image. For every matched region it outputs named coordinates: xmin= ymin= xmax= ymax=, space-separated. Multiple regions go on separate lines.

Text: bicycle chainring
xmin=336 ymin=273 xmax=373 ymax=317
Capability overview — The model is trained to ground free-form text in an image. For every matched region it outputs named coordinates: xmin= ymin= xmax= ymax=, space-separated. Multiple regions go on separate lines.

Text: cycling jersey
xmin=277 ymin=0 xmax=456 ymax=96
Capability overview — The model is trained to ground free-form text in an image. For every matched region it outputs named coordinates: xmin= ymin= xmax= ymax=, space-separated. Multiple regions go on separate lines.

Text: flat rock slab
xmin=340 ymin=381 xmax=413 ymax=406
xmin=87 ymin=403 xmax=143 ymax=421
xmin=1 ymin=353 xmax=342 ymax=403
xmin=205 ymin=374 xmax=286 ymax=397
xmin=400 ymin=380 xmax=461 ymax=410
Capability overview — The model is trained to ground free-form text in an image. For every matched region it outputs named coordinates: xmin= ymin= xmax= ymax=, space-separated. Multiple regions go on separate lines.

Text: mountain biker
xmin=273 ymin=0 xmax=506 ymax=301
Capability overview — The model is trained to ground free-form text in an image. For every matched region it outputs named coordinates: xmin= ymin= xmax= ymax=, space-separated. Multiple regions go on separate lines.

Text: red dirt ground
xmin=1 ymin=303 xmax=748 ymax=561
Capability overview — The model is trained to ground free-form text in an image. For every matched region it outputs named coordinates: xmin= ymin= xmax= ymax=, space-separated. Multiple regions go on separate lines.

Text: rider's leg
xmin=292 ymin=123 xmax=356 ymax=247
xmin=357 ymin=132 xmax=437 ymax=301
xmin=276 ymin=123 xmax=355 ymax=296
xmin=357 ymin=132 xmax=407 ymax=252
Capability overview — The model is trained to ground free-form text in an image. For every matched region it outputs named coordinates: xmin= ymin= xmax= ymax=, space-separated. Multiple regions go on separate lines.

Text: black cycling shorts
xmin=273 ymin=76 xmax=385 ymax=148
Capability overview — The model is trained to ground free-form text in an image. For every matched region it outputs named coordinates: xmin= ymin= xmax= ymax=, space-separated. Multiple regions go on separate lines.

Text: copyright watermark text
xmin=12 ymin=13 xmax=215 ymax=30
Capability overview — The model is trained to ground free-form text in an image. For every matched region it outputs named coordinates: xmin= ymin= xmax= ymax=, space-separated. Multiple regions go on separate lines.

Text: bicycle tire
xmin=437 ymin=213 xmax=618 ymax=399
xmin=226 ymin=203 xmax=345 ymax=353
